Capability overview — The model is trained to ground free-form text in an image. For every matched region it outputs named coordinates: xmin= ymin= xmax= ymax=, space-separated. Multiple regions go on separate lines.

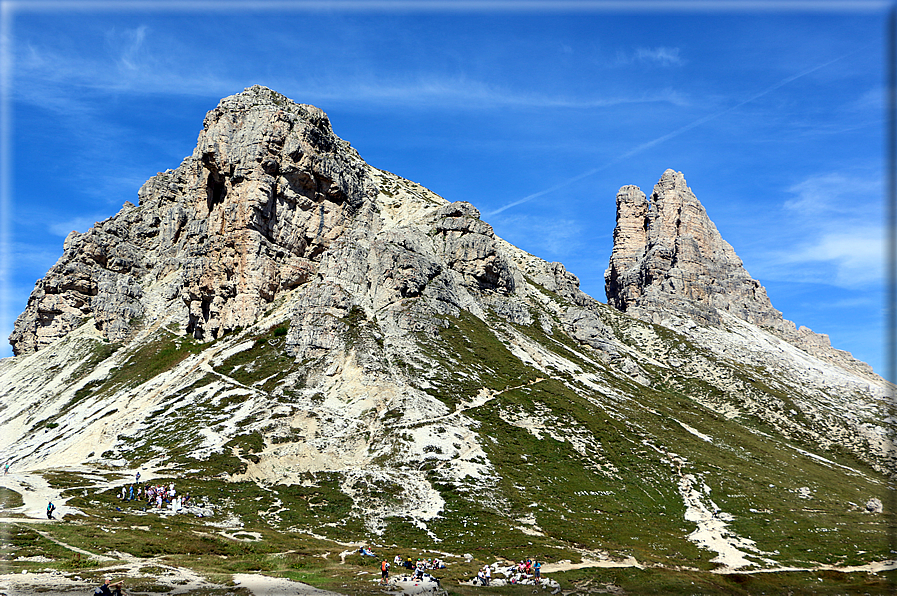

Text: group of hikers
xmin=114 ymin=472 xmax=195 ymax=512
xmin=369 ymin=552 xmax=448 ymax=585
xmin=44 ymin=472 xmax=192 ymax=521
xmin=394 ymin=555 xmax=447 ymax=572
xmin=474 ymin=558 xmax=542 ymax=586
xmin=120 ymin=481 xmax=191 ymax=510
xmin=376 ymin=553 xmax=544 ymax=586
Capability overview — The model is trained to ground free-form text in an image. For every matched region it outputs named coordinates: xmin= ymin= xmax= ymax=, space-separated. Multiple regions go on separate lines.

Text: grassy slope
xmin=1 ymin=474 xmax=893 ymax=595
xmin=0 ymin=294 xmax=892 ymax=594
xmin=406 ymin=307 xmax=891 ymax=569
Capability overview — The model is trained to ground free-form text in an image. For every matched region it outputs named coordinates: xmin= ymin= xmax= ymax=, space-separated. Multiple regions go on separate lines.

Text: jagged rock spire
xmin=605 ymin=169 xmax=781 ymax=328
xmin=604 ymin=169 xmax=873 ymax=374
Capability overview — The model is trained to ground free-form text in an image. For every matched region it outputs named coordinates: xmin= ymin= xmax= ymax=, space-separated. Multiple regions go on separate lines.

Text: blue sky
xmin=0 ymin=1 xmax=890 ymax=377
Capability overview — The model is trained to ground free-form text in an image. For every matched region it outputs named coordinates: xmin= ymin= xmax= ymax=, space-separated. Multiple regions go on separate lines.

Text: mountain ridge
xmin=0 ymin=85 xmax=891 ymax=577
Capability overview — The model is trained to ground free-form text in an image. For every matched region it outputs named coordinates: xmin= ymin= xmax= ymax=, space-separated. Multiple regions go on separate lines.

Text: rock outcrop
xmin=605 ymin=169 xmax=874 ymax=376
xmin=10 ymin=86 xmax=373 ymax=354
xmin=605 ymin=169 xmax=779 ymax=327
xmin=9 ymin=87 xmax=546 ymax=360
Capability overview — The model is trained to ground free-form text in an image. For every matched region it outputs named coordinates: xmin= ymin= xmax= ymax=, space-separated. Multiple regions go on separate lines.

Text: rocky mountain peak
xmin=605 ymin=169 xmax=776 ymax=327
xmin=605 ymin=169 xmax=873 ymax=374
xmin=9 ymin=86 xmax=373 ymax=354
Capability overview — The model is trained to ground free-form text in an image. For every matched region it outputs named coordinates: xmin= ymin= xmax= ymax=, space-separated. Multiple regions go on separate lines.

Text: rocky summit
xmin=0 ymin=86 xmax=893 ymax=586
xmin=605 ymin=170 xmax=871 ymax=375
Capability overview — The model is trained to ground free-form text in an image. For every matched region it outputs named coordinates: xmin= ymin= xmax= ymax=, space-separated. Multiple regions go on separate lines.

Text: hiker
xmin=4 ymin=460 xmax=9 ymax=474
xmin=380 ymin=559 xmax=389 ymax=583
xmin=128 ymin=485 xmax=133 ymax=501
xmin=483 ymin=565 xmax=491 ymax=586
xmin=96 ymin=578 xmax=124 ymax=596
xmin=534 ymin=559 xmax=541 ymax=580
xmin=404 ymin=556 xmax=413 ymax=569
xmin=46 ymin=501 xmax=55 ymax=519
xmin=135 ymin=471 xmax=140 ymax=483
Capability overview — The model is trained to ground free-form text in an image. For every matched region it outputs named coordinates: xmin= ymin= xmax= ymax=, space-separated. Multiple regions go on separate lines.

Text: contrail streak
xmin=485 ymin=44 xmax=873 ymax=218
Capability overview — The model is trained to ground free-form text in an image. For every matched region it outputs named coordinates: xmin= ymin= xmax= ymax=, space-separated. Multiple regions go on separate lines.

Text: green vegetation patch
xmin=0 ymin=523 xmax=74 ymax=561
xmin=59 ymin=333 xmax=202 ymax=414
xmin=547 ymin=566 xmax=896 ymax=596
xmin=419 ymin=309 xmax=541 ymax=409
xmin=0 ymin=486 xmax=25 ymax=509
xmin=213 ymin=323 xmax=300 ymax=394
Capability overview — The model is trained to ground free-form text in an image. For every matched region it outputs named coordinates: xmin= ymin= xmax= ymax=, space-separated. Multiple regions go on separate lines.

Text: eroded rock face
xmin=605 ymin=169 xmax=779 ymax=328
xmin=10 ymin=86 xmax=564 ymax=362
xmin=10 ymin=86 xmax=373 ymax=354
xmin=604 ymin=169 xmax=872 ymax=374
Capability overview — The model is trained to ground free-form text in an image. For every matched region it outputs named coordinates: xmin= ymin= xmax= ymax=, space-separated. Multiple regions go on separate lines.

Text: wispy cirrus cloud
xmin=783 ymin=172 xmax=880 ymax=219
xmin=635 ymin=46 xmax=683 ymax=66
xmin=46 ymin=215 xmax=111 ymax=237
xmin=14 ymin=26 xmax=692 ymax=113
xmin=14 ymin=29 xmax=237 ymax=103
xmin=106 ymin=24 xmax=148 ymax=71
xmin=7 ymin=241 xmax=64 ymax=276
xmin=752 ymin=171 xmax=884 ymax=288
xmin=779 ymin=228 xmax=883 ymax=286
xmin=615 ymin=46 xmax=683 ymax=66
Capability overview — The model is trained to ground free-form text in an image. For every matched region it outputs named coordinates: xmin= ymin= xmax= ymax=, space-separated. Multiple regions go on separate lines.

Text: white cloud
xmin=822 ymin=296 xmax=878 ymax=309
xmin=848 ymin=86 xmax=882 ymax=113
xmin=783 ymin=172 xmax=880 ymax=218
xmin=783 ymin=227 xmax=884 ymax=286
xmin=492 ymin=216 xmax=584 ymax=259
xmin=9 ymin=242 xmax=63 ymax=272
xmin=749 ymin=171 xmax=885 ymax=288
xmin=616 ymin=46 xmax=683 ymax=67
xmin=12 ymin=31 xmax=692 ymax=113
xmin=106 ymin=25 xmax=148 ymax=71
xmin=47 ymin=215 xmax=106 ymax=237
xmin=635 ymin=46 xmax=682 ymax=66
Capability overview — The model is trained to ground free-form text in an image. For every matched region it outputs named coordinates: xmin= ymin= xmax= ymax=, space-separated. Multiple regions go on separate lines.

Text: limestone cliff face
xmin=10 ymin=86 xmax=373 ymax=354
xmin=605 ymin=169 xmax=779 ymax=326
xmin=605 ymin=169 xmax=872 ymax=375
xmin=9 ymin=86 xmax=553 ymax=359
